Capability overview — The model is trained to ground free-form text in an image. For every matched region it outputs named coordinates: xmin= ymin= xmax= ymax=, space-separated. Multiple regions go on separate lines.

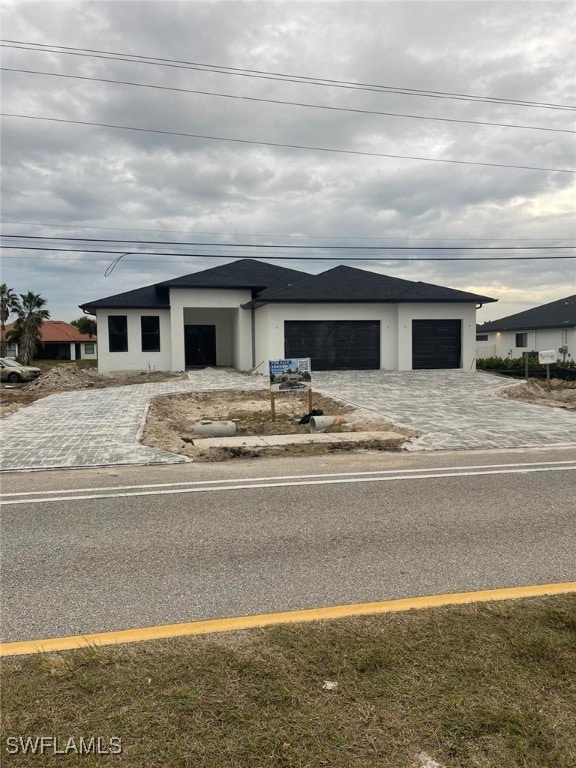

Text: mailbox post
xmin=538 ymin=349 xmax=556 ymax=389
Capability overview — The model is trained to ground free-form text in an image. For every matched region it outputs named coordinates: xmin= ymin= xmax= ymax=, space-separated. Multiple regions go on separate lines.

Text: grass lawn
xmin=1 ymin=596 xmax=575 ymax=767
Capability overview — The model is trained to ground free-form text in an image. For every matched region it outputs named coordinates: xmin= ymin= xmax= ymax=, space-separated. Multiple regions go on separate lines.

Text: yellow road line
xmin=2 ymin=582 xmax=575 ymax=657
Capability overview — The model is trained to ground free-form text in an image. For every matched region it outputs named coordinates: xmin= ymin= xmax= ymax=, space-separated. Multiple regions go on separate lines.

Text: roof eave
xmin=79 ymin=303 xmax=170 ymax=311
xmin=482 ymin=321 xmax=576 ymax=332
xmin=245 ymin=297 xmax=496 ymax=305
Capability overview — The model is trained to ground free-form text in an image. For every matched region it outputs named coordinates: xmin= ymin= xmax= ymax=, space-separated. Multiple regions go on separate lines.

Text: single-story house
xmin=3 ymin=321 xmax=98 ymax=361
xmin=80 ymin=259 xmax=496 ymax=373
xmin=476 ymin=294 xmax=576 ymax=362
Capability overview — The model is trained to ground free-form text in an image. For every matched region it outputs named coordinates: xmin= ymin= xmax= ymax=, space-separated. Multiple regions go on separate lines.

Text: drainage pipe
xmin=191 ymin=420 xmax=237 ymax=437
xmin=309 ymin=415 xmax=337 ymax=433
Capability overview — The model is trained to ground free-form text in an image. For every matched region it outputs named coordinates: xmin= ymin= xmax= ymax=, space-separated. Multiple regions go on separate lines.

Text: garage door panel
xmin=285 ymin=320 xmax=380 ymax=370
xmin=412 ymin=319 xmax=461 ymax=369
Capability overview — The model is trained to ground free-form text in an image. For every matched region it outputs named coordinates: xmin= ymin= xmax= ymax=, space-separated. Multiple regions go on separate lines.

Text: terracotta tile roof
xmin=3 ymin=321 xmax=97 ymax=343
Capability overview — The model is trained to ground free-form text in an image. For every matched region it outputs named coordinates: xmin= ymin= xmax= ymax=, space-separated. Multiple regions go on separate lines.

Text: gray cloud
xmin=1 ymin=0 xmax=574 ymax=325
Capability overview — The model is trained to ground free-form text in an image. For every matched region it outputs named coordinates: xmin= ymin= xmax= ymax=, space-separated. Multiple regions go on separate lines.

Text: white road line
xmin=2 ymin=465 xmax=575 ymax=506
xmin=2 ymin=459 xmax=575 ymax=498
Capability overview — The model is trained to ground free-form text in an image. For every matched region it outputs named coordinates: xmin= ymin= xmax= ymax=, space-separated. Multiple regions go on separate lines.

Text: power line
xmin=2 ymin=39 xmax=575 ymax=111
xmin=3 ymin=67 xmax=573 ymax=135
xmin=2 ymin=113 xmax=574 ymax=174
xmin=2 ymin=245 xmax=574 ymax=260
xmin=2 ymin=220 xmax=572 ymax=243
xmin=3 ymin=235 xmax=574 ymax=250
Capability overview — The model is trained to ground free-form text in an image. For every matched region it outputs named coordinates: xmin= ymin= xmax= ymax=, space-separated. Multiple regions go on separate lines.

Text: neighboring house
xmin=79 ymin=259 xmax=496 ymax=373
xmin=3 ymin=321 xmax=98 ymax=361
xmin=476 ymin=294 xmax=576 ymax=362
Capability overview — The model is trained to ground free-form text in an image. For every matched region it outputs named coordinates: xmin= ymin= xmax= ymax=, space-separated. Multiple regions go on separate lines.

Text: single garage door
xmin=412 ymin=319 xmax=462 ymax=369
xmin=284 ymin=320 xmax=380 ymax=370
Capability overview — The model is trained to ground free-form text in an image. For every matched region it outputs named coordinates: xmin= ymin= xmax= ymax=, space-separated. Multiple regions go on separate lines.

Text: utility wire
xmin=3 ymin=67 xmax=573 ymax=135
xmin=3 ymin=235 xmax=574 ymax=250
xmin=2 ymin=39 xmax=575 ymax=111
xmin=2 ymin=245 xmax=574 ymax=260
xmin=2 ymin=113 xmax=573 ymax=174
xmin=2 ymin=220 xmax=572 ymax=243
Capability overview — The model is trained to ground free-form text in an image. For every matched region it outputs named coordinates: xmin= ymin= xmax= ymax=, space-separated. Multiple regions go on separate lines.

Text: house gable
xmin=248 ymin=264 xmax=497 ymax=305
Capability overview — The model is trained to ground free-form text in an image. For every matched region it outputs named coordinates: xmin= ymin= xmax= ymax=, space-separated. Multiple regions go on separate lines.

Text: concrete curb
xmin=194 ymin=431 xmax=406 ymax=449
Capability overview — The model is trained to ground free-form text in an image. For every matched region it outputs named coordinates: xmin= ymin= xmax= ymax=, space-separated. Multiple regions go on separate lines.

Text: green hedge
xmin=477 ymin=356 xmax=575 ymax=371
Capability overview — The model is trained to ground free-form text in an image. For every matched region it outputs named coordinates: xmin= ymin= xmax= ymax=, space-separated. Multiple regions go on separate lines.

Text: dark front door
xmin=412 ymin=319 xmax=462 ymax=369
xmin=284 ymin=320 xmax=380 ymax=370
xmin=184 ymin=325 xmax=217 ymax=367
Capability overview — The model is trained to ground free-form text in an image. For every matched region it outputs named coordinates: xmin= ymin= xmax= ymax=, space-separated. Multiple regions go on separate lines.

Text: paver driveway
xmin=0 ymin=369 xmax=265 ymax=472
xmin=0 ymin=369 xmax=573 ymax=471
xmin=314 ymin=370 xmax=575 ymax=451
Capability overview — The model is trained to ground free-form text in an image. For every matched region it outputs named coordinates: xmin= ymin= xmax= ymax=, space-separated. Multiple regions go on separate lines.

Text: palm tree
xmin=11 ymin=292 xmax=50 ymax=365
xmin=0 ymin=284 xmax=22 ymax=357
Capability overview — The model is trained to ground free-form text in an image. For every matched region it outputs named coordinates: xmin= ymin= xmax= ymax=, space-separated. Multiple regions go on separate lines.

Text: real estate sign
xmin=269 ymin=358 xmax=312 ymax=392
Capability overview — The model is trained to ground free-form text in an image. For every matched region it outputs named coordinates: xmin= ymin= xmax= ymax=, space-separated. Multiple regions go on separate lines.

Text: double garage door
xmin=284 ymin=318 xmax=462 ymax=370
xmin=285 ymin=321 xmax=380 ymax=370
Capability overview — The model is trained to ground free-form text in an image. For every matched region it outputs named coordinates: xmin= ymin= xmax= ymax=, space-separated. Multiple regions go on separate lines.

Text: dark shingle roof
xmin=250 ymin=265 xmax=497 ymax=304
xmin=157 ymin=259 xmax=307 ymax=289
xmin=479 ymin=294 xmax=576 ymax=331
xmin=80 ymin=260 xmax=497 ymax=311
xmin=79 ymin=284 xmax=170 ymax=312
xmin=79 ymin=260 xmax=308 ymax=311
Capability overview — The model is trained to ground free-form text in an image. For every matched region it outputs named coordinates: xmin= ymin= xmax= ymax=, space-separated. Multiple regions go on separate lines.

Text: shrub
xmin=477 ymin=356 xmax=575 ymax=371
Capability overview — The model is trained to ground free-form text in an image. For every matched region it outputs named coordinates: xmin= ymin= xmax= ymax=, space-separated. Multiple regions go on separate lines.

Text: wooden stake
xmin=308 ymin=387 xmax=313 ymax=412
xmin=271 ymin=391 xmax=276 ymax=421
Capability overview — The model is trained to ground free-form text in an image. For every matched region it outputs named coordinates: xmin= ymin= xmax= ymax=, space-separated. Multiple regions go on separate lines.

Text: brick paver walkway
xmin=0 ymin=369 xmax=573 ymax=471
xmin=0 ymin=369 xmax=265 ymax=471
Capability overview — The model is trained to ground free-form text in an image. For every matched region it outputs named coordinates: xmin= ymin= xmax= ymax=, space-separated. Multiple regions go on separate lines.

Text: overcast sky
xmin=1 ymin=0 xmax=575 ymax=324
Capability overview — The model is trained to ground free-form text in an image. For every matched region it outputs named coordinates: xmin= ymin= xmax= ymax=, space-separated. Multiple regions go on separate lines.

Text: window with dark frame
xmin=141 ymin=316 xmax=160 ymax=352
xmin=84 ymin=342 xmax=95 ymax=354
xmin=108 ymin=316 xmax=128 ymax=352
xmin=476 ymin=334 xmax=488 ymax=341
xmin=515 ymin=332 xmax=528 ymax=348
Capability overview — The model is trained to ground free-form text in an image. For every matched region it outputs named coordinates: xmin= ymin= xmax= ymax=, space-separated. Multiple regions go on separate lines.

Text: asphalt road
xmin=1 ymin=447 xmax=575 ymax=643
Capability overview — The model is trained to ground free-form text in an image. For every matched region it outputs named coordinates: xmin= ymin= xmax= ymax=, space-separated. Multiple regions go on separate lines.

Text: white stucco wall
xmin=95 ymin=309 xmax=172 ymax=372
xmin=253 ymin=304 xmax=271 ymax=374
xmin=94 ymin=297 xmax=481 ymax=373
xmin=477 ymin=327 xmax=576 ymax=361
xmin=169 ymin=288 xmax=252 ymax=371
xmin=396 ymin=303 xmax=477 ymax=370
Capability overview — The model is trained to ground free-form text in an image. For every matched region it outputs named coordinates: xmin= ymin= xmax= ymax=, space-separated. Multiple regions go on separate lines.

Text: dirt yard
xmin=499 ymin=377 xmax=576 ymax=411
xmin=0 ymin=364 xmax=186 ymax=417
xmin=142 ymin=389 xmax=418 ymax=460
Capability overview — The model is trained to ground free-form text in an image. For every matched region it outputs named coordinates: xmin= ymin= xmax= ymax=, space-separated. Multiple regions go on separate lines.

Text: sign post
xmin=538 ymin=349 xmax=556 ymax=389
xmin=269 ymin=358 xmax=312 ymax=422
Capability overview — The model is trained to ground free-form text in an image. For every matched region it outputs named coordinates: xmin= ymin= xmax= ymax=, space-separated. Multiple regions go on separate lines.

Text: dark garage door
xmin=285 ymin=320 xmax=380 ymax=370
xmin=412 ymin=319 xmax=462 ymax=369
